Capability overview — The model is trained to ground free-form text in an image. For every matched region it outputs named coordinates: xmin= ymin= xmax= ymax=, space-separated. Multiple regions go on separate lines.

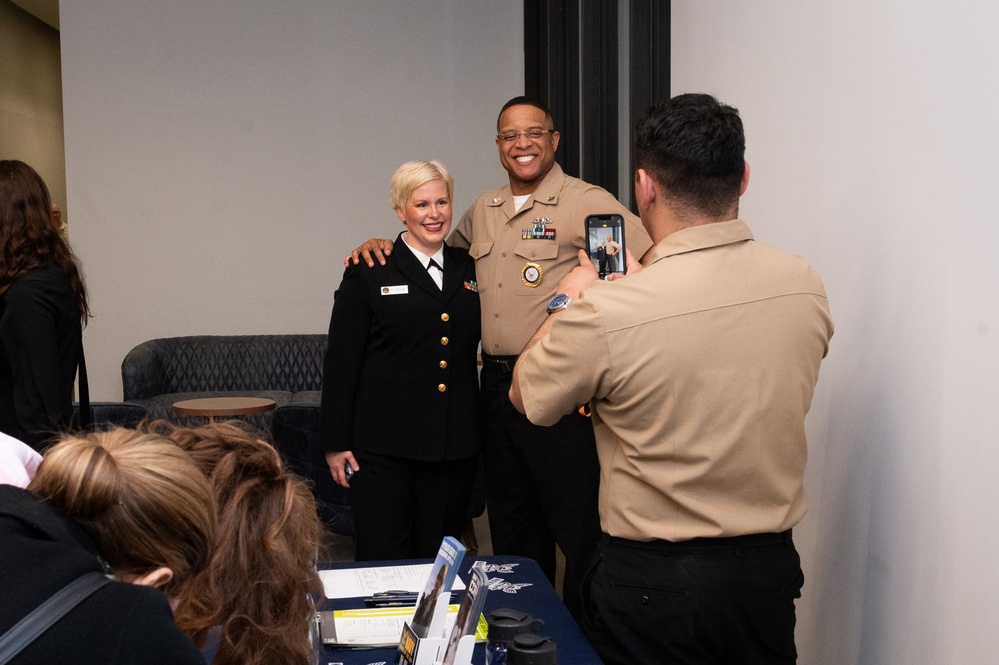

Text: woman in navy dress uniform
xmin=320 ymin=161 xmax=481 ymax=560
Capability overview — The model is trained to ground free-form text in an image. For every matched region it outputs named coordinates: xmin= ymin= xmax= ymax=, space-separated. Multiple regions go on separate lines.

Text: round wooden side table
xmin=172 ymin=396 xmax=276 ymax=423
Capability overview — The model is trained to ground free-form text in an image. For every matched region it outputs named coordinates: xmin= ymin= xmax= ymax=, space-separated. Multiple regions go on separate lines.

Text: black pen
xmin=362 ymin=592 xmax=458 ymax=607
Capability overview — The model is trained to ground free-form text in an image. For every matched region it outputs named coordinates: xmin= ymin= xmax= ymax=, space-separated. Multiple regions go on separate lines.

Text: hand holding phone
xmin=585 ymin=214 xmax=627 ymax=279
xmin=325 ymin=450 xmax=357 ymax=488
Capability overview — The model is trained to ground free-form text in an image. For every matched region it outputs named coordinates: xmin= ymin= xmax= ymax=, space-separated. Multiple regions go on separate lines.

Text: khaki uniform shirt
xmin=450 ymin=163 xmax=652 ymax=355
xmin=518 ymin=219 xmax=834 ymax=542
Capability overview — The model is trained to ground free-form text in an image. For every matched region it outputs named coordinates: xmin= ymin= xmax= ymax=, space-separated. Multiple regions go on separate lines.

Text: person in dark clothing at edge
xmin=0 ymin=428 xmax=217 ymax=664
xmin=0 ymin=160 xmax=89 ymax=450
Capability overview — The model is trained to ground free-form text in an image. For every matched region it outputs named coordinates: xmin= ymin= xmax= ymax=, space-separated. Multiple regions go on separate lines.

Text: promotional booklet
xmin=409 ymin=536 xmax=466 ymax=639
xmin=441 ymin=562 xmax=489 ymax=665
xmin=396 ymin=537 xmax=468 ymax=665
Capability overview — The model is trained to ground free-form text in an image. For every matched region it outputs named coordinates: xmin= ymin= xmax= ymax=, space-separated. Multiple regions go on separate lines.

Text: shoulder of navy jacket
xmin=487 ymin=195 xmax=505 ymax=207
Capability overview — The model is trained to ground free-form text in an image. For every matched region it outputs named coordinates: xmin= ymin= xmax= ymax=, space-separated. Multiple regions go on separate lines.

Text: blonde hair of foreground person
xmin=151 ymin=420 xmax=326 ymax=665
xmin=26 ymin=428 xmax=217 ymax=596
xmin=390 ymin=159 xmax=454 ymax=211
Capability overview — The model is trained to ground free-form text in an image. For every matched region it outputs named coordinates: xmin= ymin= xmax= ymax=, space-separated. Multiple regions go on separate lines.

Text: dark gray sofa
xmin=121 ymin=334 xmax=326 ymax=428
xmin=73 ymin=401 xmax=149 ymax=431
xmin=120 ymin=334 xmax=353 ymax=534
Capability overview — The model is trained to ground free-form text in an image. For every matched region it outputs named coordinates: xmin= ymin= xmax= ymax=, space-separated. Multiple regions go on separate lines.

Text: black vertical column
xmin=628 ymin=0 xmax=670 ymax=210
xmin=525 ymin=0 xmax=580 ymax=179
xmin=524 ymin=0 xmax=669 ymax=200
xmin=580 ymin=0 xmax=619 ymax=196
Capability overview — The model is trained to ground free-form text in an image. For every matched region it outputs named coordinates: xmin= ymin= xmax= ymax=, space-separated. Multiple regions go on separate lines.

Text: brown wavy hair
xmin=0 ymin=160 xmax=89 ymax=320
xmin=150 ymin=421 xmax=325 ymax=665
xmin=27 ymin=428 xmax=217 ymax=596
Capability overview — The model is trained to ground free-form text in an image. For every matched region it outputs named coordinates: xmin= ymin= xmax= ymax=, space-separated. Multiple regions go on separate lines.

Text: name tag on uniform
xmin=381 ymin=285 xmax=409 ymax=296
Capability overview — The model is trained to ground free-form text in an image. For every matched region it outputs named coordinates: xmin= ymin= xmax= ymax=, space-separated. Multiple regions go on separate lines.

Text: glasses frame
xmin=496 ymin=129 xmax=556 ymax=143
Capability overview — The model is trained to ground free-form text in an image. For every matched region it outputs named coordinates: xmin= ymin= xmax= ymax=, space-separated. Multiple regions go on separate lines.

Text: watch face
xmin=547 ymin=294 xmax=570 ymax=311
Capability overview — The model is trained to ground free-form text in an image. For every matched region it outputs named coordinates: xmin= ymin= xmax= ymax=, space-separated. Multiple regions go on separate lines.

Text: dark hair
xmin=497 ymin=96 xmax=555 ymax=131
xmin=0 ymin=160 xmax=90 ymax=320
xmin=155 ymin=421 xmax=325 ymax=665
xmin=634 ymin=93 xmax=745 ymax=219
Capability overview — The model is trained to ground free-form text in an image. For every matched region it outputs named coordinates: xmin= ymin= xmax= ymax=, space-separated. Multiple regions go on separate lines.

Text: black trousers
xmin=583 ymin=531 xmax=804 ymax=665
xmin=349 ymin=449 xmax=478 ymax=561
xmin=479 ymin=363 xmax=601 ymax=622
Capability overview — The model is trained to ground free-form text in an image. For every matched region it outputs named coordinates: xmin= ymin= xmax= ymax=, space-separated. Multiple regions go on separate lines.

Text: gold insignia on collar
xmin=521 ymin=262 xmax=543 ymax=287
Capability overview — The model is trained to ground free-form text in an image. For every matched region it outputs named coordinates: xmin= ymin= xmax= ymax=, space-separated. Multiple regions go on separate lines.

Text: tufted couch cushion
xmin=121 ymin=334 xmax=326 ymax=427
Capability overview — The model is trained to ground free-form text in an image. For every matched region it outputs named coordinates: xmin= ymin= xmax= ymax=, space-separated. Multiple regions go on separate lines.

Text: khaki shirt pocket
xmin=469 ymin=240 xmax=493 ymax=260
xmin=468 ymin=240 xmax=492 ymax=292
xmin=513 ymin=239 xmax=559 ymax=262
xmin=513 ymin=240 xmax=560 ymax=295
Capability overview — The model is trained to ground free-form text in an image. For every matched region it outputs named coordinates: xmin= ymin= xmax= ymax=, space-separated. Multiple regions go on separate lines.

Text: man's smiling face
xmin=495 ymin=104 xmax=560 ymax=196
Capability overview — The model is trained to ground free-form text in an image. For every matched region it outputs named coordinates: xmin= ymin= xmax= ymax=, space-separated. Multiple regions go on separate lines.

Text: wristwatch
xmin=546 ymin=293 xmax=573 ymax=315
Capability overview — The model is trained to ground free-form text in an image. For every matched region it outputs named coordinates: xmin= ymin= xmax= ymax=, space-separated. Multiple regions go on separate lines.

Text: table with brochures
xmin=318 ymin=555 xmax=602 ymax=665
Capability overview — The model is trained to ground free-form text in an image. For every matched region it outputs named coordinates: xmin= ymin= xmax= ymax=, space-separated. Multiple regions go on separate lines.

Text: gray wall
xmin=60 ymin=0 xmax=522 ymax=398
xmin=673 ymin=2 xmax=999 ymax=662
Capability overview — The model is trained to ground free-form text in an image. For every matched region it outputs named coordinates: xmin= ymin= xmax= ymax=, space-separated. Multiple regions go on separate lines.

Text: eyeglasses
xmin=496 ymin=129 xmax=555 ymax=143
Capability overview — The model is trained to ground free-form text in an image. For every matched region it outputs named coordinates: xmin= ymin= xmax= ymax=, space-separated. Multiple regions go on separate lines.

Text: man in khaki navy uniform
xmin=510 ymin=94 xmax=833 ymax=664
xmin=347 ymin=96 xmax=652 ymax=622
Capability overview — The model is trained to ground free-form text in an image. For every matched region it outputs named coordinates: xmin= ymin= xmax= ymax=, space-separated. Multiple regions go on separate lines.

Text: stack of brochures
xmin=316 ymin=537 xmax=488 ymax=652
xmin=440 ymin=563 xmax=489 ymax=665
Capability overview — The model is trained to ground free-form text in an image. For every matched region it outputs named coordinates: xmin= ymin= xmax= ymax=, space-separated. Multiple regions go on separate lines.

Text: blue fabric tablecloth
xmin=319 ymin=555 xmax=602 ymax=665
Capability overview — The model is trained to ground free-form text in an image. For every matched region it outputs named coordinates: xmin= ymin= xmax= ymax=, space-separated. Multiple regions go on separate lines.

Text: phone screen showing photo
xmin=585 ymin=214 xmax=626 ymax=278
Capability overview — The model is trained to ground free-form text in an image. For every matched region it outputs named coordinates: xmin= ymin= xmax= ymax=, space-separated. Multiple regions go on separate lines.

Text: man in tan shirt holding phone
xmin=511 ymin=94 xmax=833 ymax=664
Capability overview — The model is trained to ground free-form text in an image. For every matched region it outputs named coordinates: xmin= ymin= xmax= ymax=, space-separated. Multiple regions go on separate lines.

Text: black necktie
xmin=427 ymin=258 xmax=443 ymax=289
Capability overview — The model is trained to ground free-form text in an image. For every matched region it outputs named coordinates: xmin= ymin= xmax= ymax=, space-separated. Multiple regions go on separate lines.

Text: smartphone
xmin=585 ymin=214 xmax=627 ymax=278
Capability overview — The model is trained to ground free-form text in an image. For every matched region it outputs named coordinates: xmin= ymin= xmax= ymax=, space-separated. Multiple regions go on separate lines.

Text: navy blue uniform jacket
xmin=320 ymin=234 xmax=482 ymax=462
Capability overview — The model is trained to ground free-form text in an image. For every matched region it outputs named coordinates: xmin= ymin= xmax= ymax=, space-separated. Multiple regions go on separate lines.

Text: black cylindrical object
xmin=486 ymin=608 xmax=544 ymax=665
xmin=506 ymin=633 xmax=557 ymax=665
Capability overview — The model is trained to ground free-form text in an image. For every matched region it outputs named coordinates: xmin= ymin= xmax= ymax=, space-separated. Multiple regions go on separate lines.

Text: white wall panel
xmin=672 ymin=2 xmax=999 ymax=662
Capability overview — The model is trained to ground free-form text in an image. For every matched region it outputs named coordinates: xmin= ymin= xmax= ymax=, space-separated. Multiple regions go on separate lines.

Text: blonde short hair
xmin=390 ymin=160 xmax=454 ymax=211
xmin=28 ymin=428 xmax=217 ymax=596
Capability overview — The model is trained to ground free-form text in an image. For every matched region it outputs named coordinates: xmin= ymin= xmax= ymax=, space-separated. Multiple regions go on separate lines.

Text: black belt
xmin=481 ymin=353 xmax=518 ymax=375
xmin=603 ymin=530 xmax=792 ymax=554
